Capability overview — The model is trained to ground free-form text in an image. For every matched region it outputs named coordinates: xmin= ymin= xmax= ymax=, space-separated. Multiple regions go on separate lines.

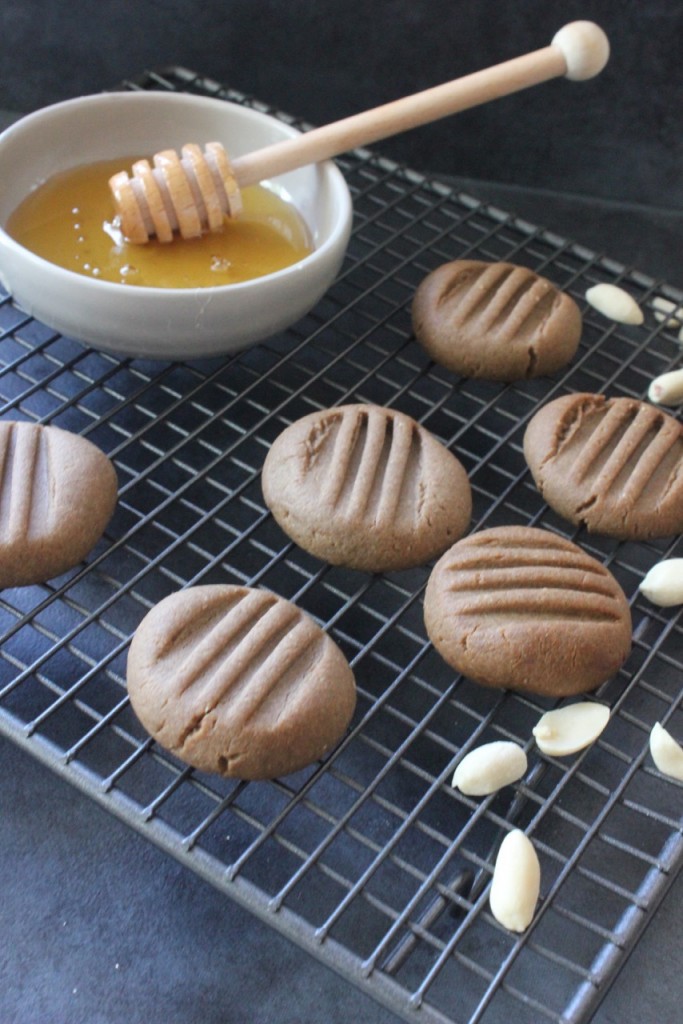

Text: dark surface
xmin=438 ymin=178 xmax=683 ymax=291
xmin=0 ymin=98 xmax=682 ymax=1019
xmin=1 ymin=2 xmax=683 ymax=210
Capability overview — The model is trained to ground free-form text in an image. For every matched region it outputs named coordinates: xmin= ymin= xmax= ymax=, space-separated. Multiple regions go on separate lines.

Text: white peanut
xmin=639 ymin=559 xmax=683 ymax=607
xmin=532 ymin=702 xmax=610 ymax=756
xmin=585 ymin=283 xmax=644 ymax=325
xmin=653 ymin=295 xmax=683 ymax=328
xmin=650 ymin=722 xmax=683 ymax=781
xmin=489 ymin=829 xmax=541 ymax=932
xmin=451 ymin=741 xmax=527 ymax=796
xmin=648 ymin=368 xmax=683 ymax=406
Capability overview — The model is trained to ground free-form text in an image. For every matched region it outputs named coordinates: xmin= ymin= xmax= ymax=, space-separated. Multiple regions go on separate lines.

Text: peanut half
xmin=653 ymin=295 xmax=683 ymax=328
xmin=648 ymin=369 xmax=683 ymax=406
xmin=489 ymin=829 xmax=541 ymax=933
xmin=639 ymin=558 xmax=683 ymax=607
xmin=585 ymin=283 xmax=644 ymax=325
xmin=451 ymin=740 xmax=527 ymax=796
xmin=650 ymin=722 xmax=683 ymax=782
xmin=532 ymin=702 xmax=610 ymax=757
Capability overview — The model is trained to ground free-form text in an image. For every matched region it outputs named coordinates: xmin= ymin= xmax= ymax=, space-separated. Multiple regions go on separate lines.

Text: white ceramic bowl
xmin=0 ymin=91 xmax=353 ymax=360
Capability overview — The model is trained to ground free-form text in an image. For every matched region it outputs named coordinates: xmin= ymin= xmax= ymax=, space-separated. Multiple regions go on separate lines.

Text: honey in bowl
xmin=6 ymin=157 xmax=312 ymax=288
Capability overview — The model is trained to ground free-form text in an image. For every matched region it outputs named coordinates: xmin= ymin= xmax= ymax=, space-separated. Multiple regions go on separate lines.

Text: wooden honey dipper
xmin=110 ymin=21 xmax=609 ymax=244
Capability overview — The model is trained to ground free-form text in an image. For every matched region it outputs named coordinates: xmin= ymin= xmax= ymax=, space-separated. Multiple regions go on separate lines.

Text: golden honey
xmin=6 ymin=157 xmax=312 ymax=288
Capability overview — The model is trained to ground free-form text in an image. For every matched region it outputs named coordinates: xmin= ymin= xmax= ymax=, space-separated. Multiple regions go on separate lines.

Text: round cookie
xmin=261 ymin=403 xmax=472 ymax=573
xmin=127 ymin=584 xmax=357 ymax=780
xmin=0 ymin=419 xmax=118 ymax=588
xmin=424 ymin=526 xmax=632 ymax=697
xmin=412 ymin=259 xmax=582 ymax=381
xmin=524 ymin=392 xmax=683 ymax=539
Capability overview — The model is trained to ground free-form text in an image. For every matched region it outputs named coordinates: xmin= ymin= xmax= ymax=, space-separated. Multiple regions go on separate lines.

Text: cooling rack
xmin=1 ymin=67 xmax=682 ymax=1024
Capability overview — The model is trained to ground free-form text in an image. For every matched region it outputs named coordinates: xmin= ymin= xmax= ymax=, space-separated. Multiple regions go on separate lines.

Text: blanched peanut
xmin=650 ymin=722 xmax=683 ymax=781
xmin=451 ymin=740 xmax=527 ymax=796
xmin=639 ymin=558 xmax=683 ymax=607
xmin=489 ymin=829 xmax=540 ymax=932
xmin=653 ymin=296 xmax=683 ymax=328
xmin=585 ymin=283 xmax=644 ymax=325
xmin=532 ymin=702 xmax=609 ymax=756
xmin=648 ymin=368 xmax=683 ymax=406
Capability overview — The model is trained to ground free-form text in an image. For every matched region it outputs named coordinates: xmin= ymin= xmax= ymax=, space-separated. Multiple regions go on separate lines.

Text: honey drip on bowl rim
xmin=6 ymin=156 xmax=313 ymax=288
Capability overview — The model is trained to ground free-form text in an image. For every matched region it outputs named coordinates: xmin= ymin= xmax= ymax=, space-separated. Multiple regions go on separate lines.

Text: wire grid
xmin=1 ymin=67 xmax=683 ymax=1024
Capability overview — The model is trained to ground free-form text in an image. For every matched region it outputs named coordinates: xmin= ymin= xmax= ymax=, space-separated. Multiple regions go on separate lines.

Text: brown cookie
xmin=424 ymin=526 xmax=632 ymax=697
xmin=524 ymin=392 xmax=683 ymax=539
xmin=0 ymin=420 xmax=118 ymax=588
xmin=412 ymin=259 xmax=582 ymax=381
xmin=261 ymin=403 xmax=472 ymax=573
xmin=127 ymin=584 xmax=357 ymax=780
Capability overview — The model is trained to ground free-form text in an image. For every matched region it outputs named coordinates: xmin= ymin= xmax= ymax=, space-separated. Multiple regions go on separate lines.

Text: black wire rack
xmin=1 ymin=67 xmax=682 ymax=1024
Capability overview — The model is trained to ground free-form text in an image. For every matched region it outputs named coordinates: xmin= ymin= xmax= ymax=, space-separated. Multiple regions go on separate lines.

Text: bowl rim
xmin=0 ymin=90 xmax=353 ymax=299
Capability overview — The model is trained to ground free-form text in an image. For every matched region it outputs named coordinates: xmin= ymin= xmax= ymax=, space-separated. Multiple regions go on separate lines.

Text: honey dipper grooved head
xmin=109 ymin=141 xmax=242 ymax=244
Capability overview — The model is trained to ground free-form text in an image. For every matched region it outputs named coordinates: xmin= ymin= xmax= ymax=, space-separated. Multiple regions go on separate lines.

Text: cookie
xmin=127 ymin=584 xmax=357 ymax=780
xmin=424 ymin=526 xmax=632 ymax=697
xmin=412 ymin=259 xmax=582 ymax=381
xmin=261 ymin=404 xmax=472 ymax=573
xmin=0 ymin=420 xmax=118 ymax=588
xmin=524 ymin=392 xmax=683 ymax=539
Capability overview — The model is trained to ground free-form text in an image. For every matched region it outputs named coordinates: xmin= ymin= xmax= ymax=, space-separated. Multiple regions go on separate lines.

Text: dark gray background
xmin=1 ymin=0 xmax=682 ymax=209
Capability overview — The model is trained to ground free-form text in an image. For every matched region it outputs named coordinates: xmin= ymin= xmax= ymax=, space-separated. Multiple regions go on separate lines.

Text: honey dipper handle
xmin=232 ymin=21 xmax=609 ymax=189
